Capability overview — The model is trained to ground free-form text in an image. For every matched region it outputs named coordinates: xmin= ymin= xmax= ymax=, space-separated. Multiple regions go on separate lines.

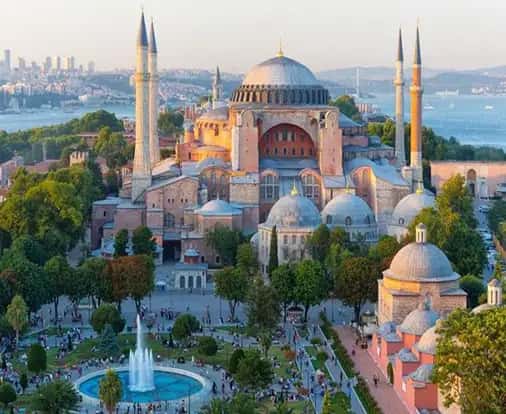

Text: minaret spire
xmin=132 ymin=11 xmax=152 ymax=201
xmin=148 ymin=18 xmax=160 ymax=165
xmin=409 ymin=23 xmax=423 ymax=185
xmin=394 ymin=28 xmax=406 ymax=167
xmin=212 ymin=65 xmax=224 ymax=109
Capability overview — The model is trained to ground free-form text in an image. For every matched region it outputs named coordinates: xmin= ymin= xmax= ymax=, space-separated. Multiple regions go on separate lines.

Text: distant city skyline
xmin=2 ymin=0 xmax=506 ymax=72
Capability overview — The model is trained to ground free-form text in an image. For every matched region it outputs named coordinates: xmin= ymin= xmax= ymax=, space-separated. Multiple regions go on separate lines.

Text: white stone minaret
xmin=394 ymin=29 xmax=406 ymax=167
xmin=132 ymin=12 xmax=152 ymax=201
xmin=212 ymin=66 xmax=224 ymax=109
xmin=148 ymin=19 xmax=160 ymax=165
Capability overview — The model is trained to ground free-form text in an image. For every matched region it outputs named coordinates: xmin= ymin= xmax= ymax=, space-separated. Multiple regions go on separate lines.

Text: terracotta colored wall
xmin=259 ymin=123 xmax=315 ymax=158
xmin=91 ymin=204 xmax=118 ymax=249
xmin=114 ymin=207 xmax=144 ymax=232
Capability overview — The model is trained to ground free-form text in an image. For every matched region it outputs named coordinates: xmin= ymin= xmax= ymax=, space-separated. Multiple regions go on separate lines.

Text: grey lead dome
xmin=266 ymin=193 xmax=321 ymax=228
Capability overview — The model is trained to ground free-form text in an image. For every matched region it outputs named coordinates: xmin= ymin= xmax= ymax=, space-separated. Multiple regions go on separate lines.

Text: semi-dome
xmin=196 ymin=199 xmax=241 ymax=216
xmin=231 ymin=54 xmax=328 ymax=106
xmin=409 ymin=364 xmax=434 ymax=383
xmin=265 ymin=188 xmax=321 ymax=228
xmin=385 ymin=224 xmax=457 ymax=282
xmin=399 ymin=304 xmax=440 ymax=336
xmin=392 ymin=189 xmax=435 ymax=227
xmin=416 ymin=324 xmax=440 ymax=355
xmin=321 ymin=192 xmax=376 ymax=228
xmin=242 ymin=55 xmax=320 ymax=87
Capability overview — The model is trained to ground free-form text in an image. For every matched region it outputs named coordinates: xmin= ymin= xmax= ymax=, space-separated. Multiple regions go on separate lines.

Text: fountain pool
xmin=78 ymin=368 xmax=204 ymax=403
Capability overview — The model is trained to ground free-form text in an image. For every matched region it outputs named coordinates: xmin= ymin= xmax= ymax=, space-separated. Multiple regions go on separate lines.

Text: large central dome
xmin=242 ymin=56 xmax=320 ymax=87
xmin=231 ymin=54 xmax=328 ymax=106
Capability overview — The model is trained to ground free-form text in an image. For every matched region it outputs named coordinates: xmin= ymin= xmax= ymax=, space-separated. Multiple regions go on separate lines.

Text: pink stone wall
xmin=114 ymin=207 xmax=144 ymax=233
xmin=91 ymin=204 xmax=118 ymax=249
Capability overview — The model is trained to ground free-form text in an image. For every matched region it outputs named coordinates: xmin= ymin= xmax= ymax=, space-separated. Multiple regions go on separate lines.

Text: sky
xmin=2 ymin=0 xmax=506 ymax=73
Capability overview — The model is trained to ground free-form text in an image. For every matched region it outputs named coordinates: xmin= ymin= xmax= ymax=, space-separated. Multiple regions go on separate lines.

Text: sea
xmin=1 ymin=94 xmax=506 ymax=148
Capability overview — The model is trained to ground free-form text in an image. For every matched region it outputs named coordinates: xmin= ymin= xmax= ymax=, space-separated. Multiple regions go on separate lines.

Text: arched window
xmin=179 ymin=276 xmax=185 ymax=289
xmin=345 ymin=216 xmax=352 ymax=226
xmin=196 ymin=276 xmax=202 ymax=289
xmin=260 ymin=174 xmax=279 ymax=201
xmin=398 ymin=218 xmax=405 ymax=225
xmin=165 ymin=213 xmax=175 ymax=228
xmin=188 ymin=275 xmax=194 ymax=289
xmin=365 ymin=216 xmax=371 ymax=225
xmin=302 ymin=174 xmax=320 ymax=203
xmin=326 ymin=215 xmax=332 ymax=225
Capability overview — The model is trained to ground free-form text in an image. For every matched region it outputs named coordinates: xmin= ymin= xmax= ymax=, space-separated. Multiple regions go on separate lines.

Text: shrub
xmin=316 ymin=350 xmax=328 ymax=364
xmin=27 ymin=343 xmax=47 ymax=374
xmin=283 ymin=349 xmax=296 ymax=361
xmin=0 ymin=382 xmax=16 ymax=408
xmin=172 ymin=314 xmax=200 ymax=343
xmin=91 ymin=304 xmax=125 ymax=335
xmin=229 ymin=349 xmax=245 ymax=374
xmin=197 ymin=336 xmax=218 ymax=356
xmin=387 ymin=362 xmax=394 ymax=385
xmin=310 ymin=337 xmax=322 ymax=346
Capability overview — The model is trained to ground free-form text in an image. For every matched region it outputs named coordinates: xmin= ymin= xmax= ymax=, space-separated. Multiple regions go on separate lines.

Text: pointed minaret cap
xmin=137 ymin=12 xmax=148 ymax=47
xmin=414 ymin=24 xmax=422 ymax=65
xmin=397 ymin=28 xmax=404 ymax=62
xmin=215 ymin=66 xmax=221 ymax=84
xmin=277 ymin=38 xmax=284 ymax=58
xmin=149 ymin=19 xmax=157 ymax=53
xmin=290 ymin=182 xmax=299 ymax=196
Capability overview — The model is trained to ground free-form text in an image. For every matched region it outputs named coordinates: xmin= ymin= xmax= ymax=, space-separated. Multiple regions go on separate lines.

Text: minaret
xmin=394 ymin=29 xmax=406 ymax=167
xmin=132 ymin=12 xmax=152 ymax=201
xmin=410 ymin=25 xmax=423 ymax=183
xmin=212 ymin=66 xmax=223 ymax=109
xmin=148 ymin=19 xmax=160 ymax=165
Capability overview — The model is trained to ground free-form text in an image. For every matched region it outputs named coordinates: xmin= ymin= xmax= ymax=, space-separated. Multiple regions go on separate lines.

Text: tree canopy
xmin=214 ymin=266 xmax=249 ymax=321
xmin=29 ymin=379 xmax=80 ymax=414
xmin=205 ymin=225 xmax=245 ymax=266
xmin=294 ymin=260 xmax=326 ymax=322
xmin=329 ymin=95 xmax=362 ymax=121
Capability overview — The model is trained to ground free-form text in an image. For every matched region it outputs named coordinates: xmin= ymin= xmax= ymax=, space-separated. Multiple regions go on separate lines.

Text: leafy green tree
xmin=387 ymin=362 xmax=394 ymax=385
xmin=259 ymin=332 xmax=273 ymax=358
xmin=214 ymin=266 xmax=249 ymax=320
xmin=8 ymin=235 xmax=48 ymax=265
xmin=368 ymin=235 xmax=401 ymax=270
xmin=103 ymin=258 xmax=129 ymax=309
xmin=329 ymin=95 xmax=361 ymax=121
xmin=99 ymin=369 xmax=123 ymax=414
xmin=172 ymin=313 xmax=200 ymax=344
xmin=44 ymin=255 xmax=73 ymax=323
xmin=206 ymin=225 xmax=245 ymax=266
xmin=337 ymin=256 xmax=379 ymax=323
xmin=99 ymin=324 xmax=120 ymax=356
xmin=124 ymin=255 xmax=155 ymax=313
xmin=307 ymin=224 xmax=331 ymax=263
xmin=294 ymin=260 xmax=326 ymax=322
xmin=27 ymin=343 xmax=47 ymax=374
xmin=78 ymin=110 xmax=123 ymax=132
xmin=113 ymin=229 xmax=129 ymax=258
xmin=228 ymin=393 xmax=257 ymax=414
xmin=6 ymin=294 xmax=28 ymax=343
xmin=459 ymin=275 xmax=485 ymax=308
xmin=433 ymin=307 xmax=506 ymax=413
xmin=436 ymin=174 xmax=476 ymax=227
xmin=19 ymin=372 xmax=28 ymax=393
xmin=0 ymin=382 xmax=16 ymax=409
xmin=229 ymin=349 xmax=245 ymax=374
xmin=197 ymin=336 xmax=218 ymax=356
xmin=246 ymin=276 xmax=280 ymax=337
xmin=236 ymin=243 xmax=258 ymax=276
xmin=90 ymin=304 xmax=125 ymax=335
xmin=271 ymin=264 xmax=296 ymax=323
xmin=131 ymin=226 xmax=156 ymax=256
xmin=158 ymin=110 xmax=184 ymax=136
xmin=267 ymin=226 xmax=278 ymax=275
xmin=77 ymin=257 xmax=108 ymax=306
xmin=270 ymin=401 xmax=294 ymax=414
xmin=94 ymin=127 xmax=127 ymax=169
xmin=200 ymin=398 xmax=230 ymax=414
xmin=235 ymin=350 xmax=273 ymax=391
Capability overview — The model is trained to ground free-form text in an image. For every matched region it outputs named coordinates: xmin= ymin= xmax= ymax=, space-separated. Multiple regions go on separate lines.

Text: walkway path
xmin=334 ymin=326 xmax=409 ymax=414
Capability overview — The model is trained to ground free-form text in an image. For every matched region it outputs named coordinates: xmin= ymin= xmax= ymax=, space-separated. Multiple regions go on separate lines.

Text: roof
xmin=409 ymin=364 xmax=433 ymax=384
xmin=345 ymin=158 xmax=408 ymax=187
xmin=230 ymin=173 xmax=259 ymax=184
xmin=322 ymin=176 xmax=347 ymax=189
xmin=264 ymin=191 xmax=321 ymax=229
xmin=399 ymin=305 xmax=439 ymax=336
xmin=321 ymin=192 xmax=376 ymax=228
xmin=260 ymin=157 xmax=318 ymax=171
xmin=377 ymin=321 xmax=396 ymax=337
xmin=149 ymin=20 xmax=157 ymax=53
xmin=339 ymin=113 xmax=362 ymax=128
xmin=174 ymin=262 xmax=208 ymax=271
xmin=398 ymin=348 xmax=418 ymax=362
xmin=416 ymin=325 xmax=439 ymax=355
xmin=242 ymin=55 xmax=320 ymax=87
xmin=391 ymin=190 xmax=435 ymax=227
xmin=93 ymin=197 xmax=122 ymax=206
xmin=196 ymin=199 xmax=241 ymax=216
xmin=137 ymin=12 xmax=148 ymax=47
xmin=198 ymin=106 xmax=229 ymax=121
xmin=147 ymin=175 xmax=198 ymax=191
xmin=414 ymin=26 xmax=422 ymax=65
xmin=397 ymin=28 xmax=404 ymax=62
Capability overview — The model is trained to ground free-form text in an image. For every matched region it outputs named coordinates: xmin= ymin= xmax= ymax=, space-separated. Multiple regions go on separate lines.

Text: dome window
xmin=399 ymin=218 xmax=405 ymax=225
xmin=326 ymin=215 xmax=332 ymax=225
xmin=345 ymin=216 xmax=352 ymax=226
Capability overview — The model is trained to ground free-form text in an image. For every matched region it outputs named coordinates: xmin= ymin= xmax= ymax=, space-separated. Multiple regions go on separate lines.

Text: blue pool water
xmin=79 ymin=370 xmax=203 ymax=403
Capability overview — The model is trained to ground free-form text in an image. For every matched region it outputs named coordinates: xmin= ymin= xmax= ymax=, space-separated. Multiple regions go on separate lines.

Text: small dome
xmin=392 ymin=190 xmax=435 ymax=227
xmin=196 ymin=157 xmax=226 ymax=171
xmin=198 ymin=106 xmax=229 ymax=121
xmin=399 ymin=305 xmax=440 ymax=336
xmin=243 ymin=55 xmax=320 ymax=87
xmin=416 ymin=325 xmax=440 ymax=355
xmin=409 ymin=364 xmax=434 ymax=383
xmin=385 ymin=237 xmax=457 ymax=282
xmin=321 ymin=192 xmax=376 ymax=227
xmin=265 ymin=190 xmax=321 ymax=229
xmin=471 ymin=303 xmax=497 ymax=314
xmin=196 ymin=199 xmax=241 ymax=216
xmin=377 ymin=321 xmax=396 ymax=337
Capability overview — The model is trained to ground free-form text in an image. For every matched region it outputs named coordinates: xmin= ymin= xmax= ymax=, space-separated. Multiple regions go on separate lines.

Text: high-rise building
xmin=3 ymin=50 xmax=11 ymax=73
xmin=44 ymin=56 xmax=52 ymax=73
xmin=53 ymin=56 xmax=61 ymax=72
xmin=64 ymin=56 xmax=75 ymax=72
xmin=18 ymin=57 xmax=26 ymax=71
xmin=87 ymin=60 xmax=95 ymax=74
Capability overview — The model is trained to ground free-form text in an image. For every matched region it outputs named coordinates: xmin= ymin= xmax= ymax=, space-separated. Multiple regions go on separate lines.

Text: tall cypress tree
xmin=268 ymin=225 xmax=278 ymax=276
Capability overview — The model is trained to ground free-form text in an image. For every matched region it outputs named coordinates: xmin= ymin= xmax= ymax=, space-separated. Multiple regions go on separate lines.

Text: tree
xmin=236 ymin=243 xmax=258 ymax=276
xmin=131 ymin=226 xmax=156 ymax=256
xmin=172 ymin=314 xmax=200 ymax=344
xmin=30 ymin=379 xmax=79 ymax=414
xmin=294 ymin=260 xmax=326 ymax=322
xmin=228 ymin=393 xmax=257 ymax=414
xmin=20 ymin=372 xmax=28 ymax=393
xmin=94 ymin=127 xmax=127 ymax=169
xmin=158 ymin=110 xmax=184 ymax=136
xmin=113 ymin=229 xmax=128 ymax=258
xmin=229 ymin=349 xmax=245 ymax=374
xmin=103 ymin=258 xmax=129 ymax=309
xmin=78 ymin=257 xmax=108 ymax=306
xmin=337 ymin=256 xmax=379 ymax=323
xmin=90 ymin=304 xmax=126 ymax=335
xmin=6 ymin=294 xmax=28 ymax=344
xmin=197 ymin=336 xmax=218 ymax=356
xmin=78 ymin=110 xmax=123 ymax=132
xmin=99 ymin=324 xmax=120 ymax=356
xmin=307 ymin=224 xmax=331 ymax=263
xmin=387 ymin=362 xmax=394 ymax=385
xmin=433 ymin=307 xmax=506 ymax=413
xmin=329 ymin=95 xmax=362 ymax=121
xmin=321 ymin=391 xmax=332 ymax=414
xmin=267 ymin=225 xmax=278 ymax=275
xmin=271 ymin=264 xmax=296 ymax=323
xmin=214 ymin=267 xmax=249 ymax=320
xmin=235 ymin=350 xmax=273 ymax=391
xmin=123 ymin=255 xmax=155 ymax=313
xmin=44 ymin=255 xmax=73 ymax=323
xmin=246 ymin=276 xmax=280 ymax=337
xmin=27 ymin=343 xmax=47 ymax=374
xmin=0 ymin=382 xmax=16 ymax=409
xmin=368 ymin=235 xmax=401 ymax=270
xmin=259 ymin=332 xmax=273 ymax=358
xmin=206 ymin=225 xmax=245 ymax=266
xmin=436 ymin=174 xmax=476 ymax=227
xmin=459 ymin=275 xmax=485 ymax=308
xmin=99 ymin=369 xmax=123 ymax=414
xmin=200 ymin=398 xmax=230 ymax=414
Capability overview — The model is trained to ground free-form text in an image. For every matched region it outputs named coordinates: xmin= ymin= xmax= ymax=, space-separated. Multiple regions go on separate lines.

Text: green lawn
xmin=269 ymin=346 xmax=298 ymax=379
xmin=304 ymin=346 xmax=331 ymax=378
xmin=215 ymin=325 xmax=248 ymax=336
xmin=259 ymin=399 xmax=315 ymax=413
xmin=327 ymin=391 xmax=352 ymax=413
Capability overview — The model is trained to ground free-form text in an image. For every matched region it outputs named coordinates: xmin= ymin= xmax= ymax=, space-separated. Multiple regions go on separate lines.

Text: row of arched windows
xmin=232 ymin=87 xmax=328 ymax=105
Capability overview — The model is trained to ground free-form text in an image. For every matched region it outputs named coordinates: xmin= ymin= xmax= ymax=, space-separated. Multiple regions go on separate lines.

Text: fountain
xmin=128 ymin=315 xmax=155 ymax=392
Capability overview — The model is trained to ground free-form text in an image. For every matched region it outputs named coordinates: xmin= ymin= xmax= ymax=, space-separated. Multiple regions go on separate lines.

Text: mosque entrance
xmin=162 ymin=238 xmax=181 ymax=262
xmin=467 ymin=169 xmax=477 ymax=197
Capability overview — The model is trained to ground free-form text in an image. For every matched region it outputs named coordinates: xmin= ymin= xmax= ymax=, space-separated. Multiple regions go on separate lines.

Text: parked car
xmin=479 ymin=205 xmax=491 ymax=213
